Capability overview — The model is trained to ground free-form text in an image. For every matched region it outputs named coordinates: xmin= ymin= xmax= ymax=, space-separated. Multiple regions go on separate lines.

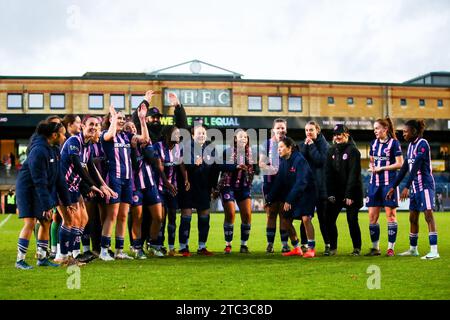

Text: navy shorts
xmin=17 ymin=189 xmax=51 ymax=220
xmin=84 ymin=194 xmax=102 ymax=204
xmin=69 ymin=190 xmax=81 ymax=205
xmin=178 ymin=188 xmax=210 ymax=211
xmin=106 ymin=176 xmax=132 ymax=205
xmin=262 ymin=182 xmax=282 ymax=203
xmin=131 ymin=186 xmax=162 ymax=207
xmin=409 ymin=189 xmax=435 ymax=212
xmin=366 ymin=184 xmax=399 ymax=208
xmin=221 ymin=187 xmax=251 ymax=203
xmin=161 ymin=191 xmax=178 ymax=210
xmin=283 ymin=201 xmax=315 ymax=220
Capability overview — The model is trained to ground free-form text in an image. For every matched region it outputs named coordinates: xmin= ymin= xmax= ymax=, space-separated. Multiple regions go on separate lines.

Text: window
xmin=327 ymin=97 xmax=335 ymax=104
xmin=7 ymin=94 xmax=22 ymax=109
xmin=366 ymin=97 xmax=373 ymax=105
xmin=110 ymin=94 xmax=125 ymax=110
xmin=288 ymin=96 xmax=302 ymax=112
xmin=268 ymin=96 xmax=282 ymax=112
xmin=89 ymin=94 xmax=104 ymax=110
xmin=347 ymin=97 xmax=354 ymax=105
xmin=248 ymin=96 xmax=262 ymax=111
xmin=437 ymin=99 xmax=443 ymax=108
xmin=131 ymin=95 xmax=145 ymax=110
xmin=29 ymin=93 xmax=44 ymax=109
xmin=419 ymin=99 xmax=425 ymax=107
xmin=400 ymin=98 xmax=407 ymax=106
xmin=50 ymin=94 xmax=65 ymax=109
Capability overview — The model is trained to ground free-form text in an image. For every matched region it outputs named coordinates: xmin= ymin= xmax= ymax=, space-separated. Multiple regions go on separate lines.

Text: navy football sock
xmin=224 ymin=223 xmax=234 ymax=243
xmin=198 ymin=215 xmax=210 ymax=244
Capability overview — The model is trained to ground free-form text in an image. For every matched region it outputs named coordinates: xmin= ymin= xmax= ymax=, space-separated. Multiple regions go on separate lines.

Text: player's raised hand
xmin=144 ymin=90 xmax=155 ymax=103
xmin=168 ymin=92 xmax=180 ymax=107
xmin=109 ymin=105 xmax=118 ymax=120
xmin=138 ymin=102 xmax=148 ymax=120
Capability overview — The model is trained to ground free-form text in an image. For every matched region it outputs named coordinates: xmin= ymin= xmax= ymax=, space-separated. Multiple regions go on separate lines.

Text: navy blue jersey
xmin=369 ymin=137 xmax=402 ymax=186
xmin=406 ymin=138 xmax=435 ymax=193
xmin=101 ymin=130 xmax=134 ymax=180
xmin=153 ymin=141 xmax=182 ymax=192
xmin=60 ymin=132 xmax=91 ymax=192
xmin=218 ymin=147 xmax=254 ymax=189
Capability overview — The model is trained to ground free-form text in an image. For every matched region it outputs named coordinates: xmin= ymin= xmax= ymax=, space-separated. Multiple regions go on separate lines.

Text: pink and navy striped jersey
xmin=101 ymin=130 xmax=134 ymax=180
xmin=153 ymin=141 xmax=182 ymax=192
xmin=369 ymin=138 xmax=403 ymax=186
xmin=405 ymin=137 xmax=435 ymax=193
xmin=60 ymin=132 xmax=91 ymax=192
xmin=133 ymin=143 xmax=156 ymax=191
xmin=220 ymin=147 xmax=254 ymax=189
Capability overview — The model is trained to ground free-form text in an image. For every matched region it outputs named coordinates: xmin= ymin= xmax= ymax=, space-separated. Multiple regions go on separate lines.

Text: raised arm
xmin=170 ymin=93 xmax=188 ymax=129
xmin=132 ymin=97 xmax=150 ymax=146
xmin=103 ymin=105 xmax=118 ymax=142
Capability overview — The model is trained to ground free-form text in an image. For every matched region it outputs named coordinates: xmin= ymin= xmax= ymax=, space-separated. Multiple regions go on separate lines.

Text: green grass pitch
xmin=0 ymin=212 xmax=449 ymax=300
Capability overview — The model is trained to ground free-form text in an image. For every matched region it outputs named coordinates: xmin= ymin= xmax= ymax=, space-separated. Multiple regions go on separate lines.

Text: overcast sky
xmin=0 ymin=0 xmax=449 ymax=83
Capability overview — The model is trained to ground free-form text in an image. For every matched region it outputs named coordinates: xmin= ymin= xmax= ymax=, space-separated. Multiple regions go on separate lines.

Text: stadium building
xmin=1 ymin=60 xmax=449 ymax=209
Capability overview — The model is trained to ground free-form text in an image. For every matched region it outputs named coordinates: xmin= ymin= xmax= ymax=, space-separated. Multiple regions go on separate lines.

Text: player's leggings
xmin=326 ymin=200 xmax=362 ymax=251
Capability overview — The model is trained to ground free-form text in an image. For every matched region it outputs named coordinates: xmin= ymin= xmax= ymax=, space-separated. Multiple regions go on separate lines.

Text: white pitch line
xmin=0 ymin=214 xmax=12 ymax=229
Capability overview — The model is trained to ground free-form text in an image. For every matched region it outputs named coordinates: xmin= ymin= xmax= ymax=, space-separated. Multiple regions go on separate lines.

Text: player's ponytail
xmin=376 ymin=117 xmax=397 ymax=140
xmin=405 ymin=119 xmax=426 ymax=138
xmin=385 ymin=117 xmax=397 ymax=140
xmin=417 ymin=119 xmax=426 ymax=137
